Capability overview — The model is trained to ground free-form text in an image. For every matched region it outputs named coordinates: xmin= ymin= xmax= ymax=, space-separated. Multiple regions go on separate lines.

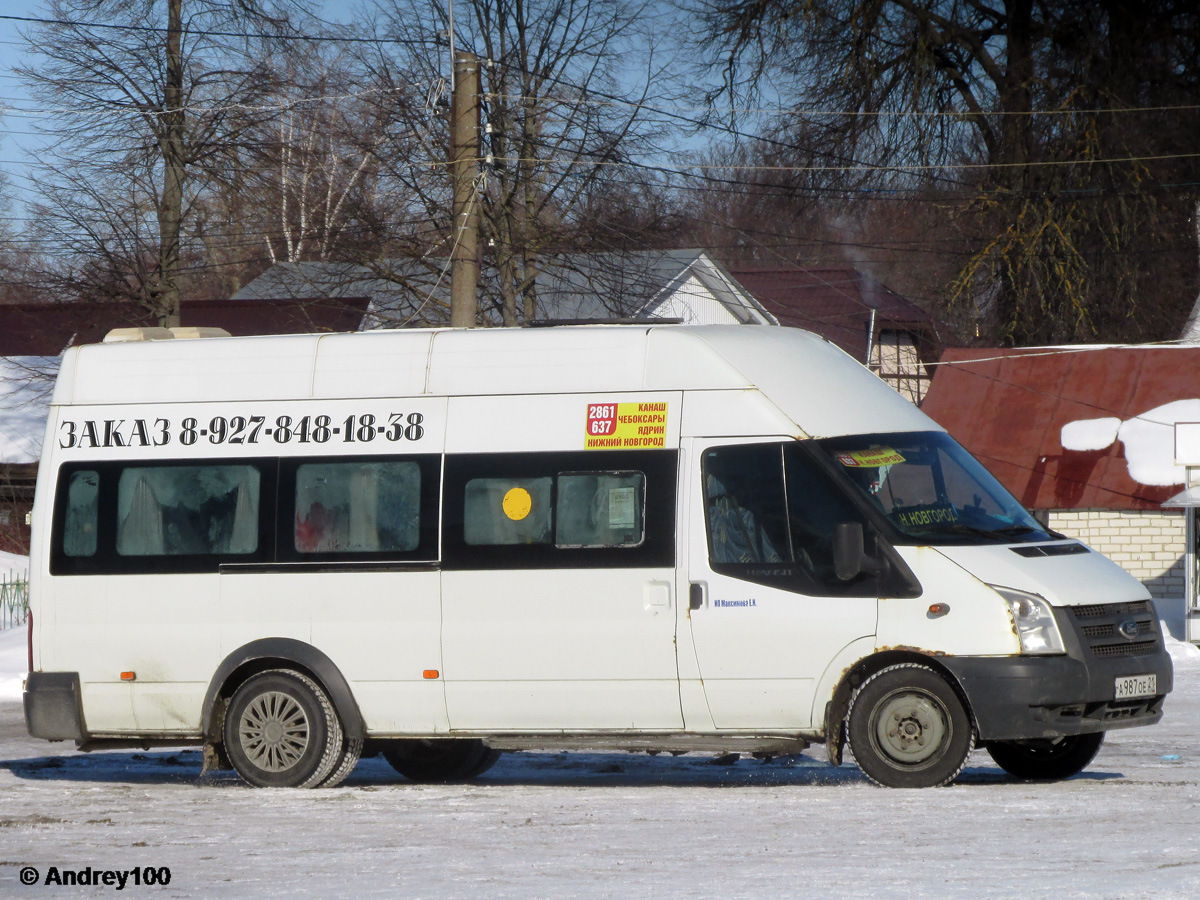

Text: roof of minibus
xmin=52 ymin=324 xmax=936 ymax=439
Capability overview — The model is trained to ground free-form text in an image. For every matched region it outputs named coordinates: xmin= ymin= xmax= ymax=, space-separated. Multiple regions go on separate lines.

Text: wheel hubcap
xmin=873 ymin=690 xmax=950 ymax=767
xmin=238 ymin=690 xmax=310 ymax=773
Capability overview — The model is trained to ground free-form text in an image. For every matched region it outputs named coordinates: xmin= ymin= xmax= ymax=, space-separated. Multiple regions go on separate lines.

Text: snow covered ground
xmin=0 ymin=550 xmax=28 ymax=579
xmin=0 ymin=622 xmax=27 ymax=701
xmin=2 ymin=621 xmax=1199 ymax=899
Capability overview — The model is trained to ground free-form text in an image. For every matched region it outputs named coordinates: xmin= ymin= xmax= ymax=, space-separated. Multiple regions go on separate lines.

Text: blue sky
xmin=0 ymin=2 xmax=368 ymax=223
xmin=0 ymin=1 xmax=729 ymax=228
xmin=1 ymin=3 xmax=49 ymax=220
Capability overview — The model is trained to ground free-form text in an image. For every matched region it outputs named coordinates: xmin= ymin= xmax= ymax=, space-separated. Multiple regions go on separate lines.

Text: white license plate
xmin=1114 ymin=674 xmax=1157 ymax=700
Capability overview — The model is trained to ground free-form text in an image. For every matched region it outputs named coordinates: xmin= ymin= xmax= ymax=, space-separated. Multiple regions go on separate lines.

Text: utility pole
xmin=157 ymin=0 xmax=184 ymax=328
xmin=449 ymin=51 xmax=481 ymax=328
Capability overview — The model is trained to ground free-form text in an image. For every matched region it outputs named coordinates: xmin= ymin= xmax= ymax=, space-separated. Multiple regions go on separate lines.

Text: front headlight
xmin=990 ymin=585 xmax=1065 ymax=654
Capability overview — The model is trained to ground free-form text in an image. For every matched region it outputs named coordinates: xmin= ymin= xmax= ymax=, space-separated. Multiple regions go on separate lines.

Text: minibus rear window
xmin=116 ymin=465 xmax=260 ymax=556
xmin=63 ymin=470 xmax=99 ymax=557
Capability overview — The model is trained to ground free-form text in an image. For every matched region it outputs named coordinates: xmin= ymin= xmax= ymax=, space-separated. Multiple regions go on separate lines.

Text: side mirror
xmin=833 ymin=522 xmax=882 ymax=582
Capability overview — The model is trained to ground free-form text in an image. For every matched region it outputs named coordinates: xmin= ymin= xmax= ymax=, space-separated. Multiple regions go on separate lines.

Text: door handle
xmin=689 ymin=582 xmax=704 ymax=611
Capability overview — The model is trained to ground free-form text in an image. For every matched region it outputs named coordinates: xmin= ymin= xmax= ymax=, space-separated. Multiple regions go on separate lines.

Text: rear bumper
xmin=23 ymin=672 xmax=87 ymax=741
xmin=941 ymin=651 xmax=1173 ymax=742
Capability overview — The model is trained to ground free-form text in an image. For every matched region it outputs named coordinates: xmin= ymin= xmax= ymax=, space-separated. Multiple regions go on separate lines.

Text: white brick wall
xmin=1046 ymin=509 xmax=1185 ymax=602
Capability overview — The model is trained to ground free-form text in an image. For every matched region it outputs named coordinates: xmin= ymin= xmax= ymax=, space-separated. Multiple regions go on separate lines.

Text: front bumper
xmin=941 ymin=653 xmax=1171 ymax=741
xmin=941 ymin=600 xmax=1173 ymax=742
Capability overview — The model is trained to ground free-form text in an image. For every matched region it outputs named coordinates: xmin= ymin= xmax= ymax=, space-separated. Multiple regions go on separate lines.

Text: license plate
xmin=1114 ymin=674 xmax=1157 ymax=700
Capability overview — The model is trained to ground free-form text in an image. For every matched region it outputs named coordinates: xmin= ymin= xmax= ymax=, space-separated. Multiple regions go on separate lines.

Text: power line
xmin=0 ymin=83 xmax=423 ymax=120
xmin=8 ymin=13 xmax=1200 ymax=120
xmin=0 ymin=13 xmax=433 ymax=46
xmin=469 ymin=150 xmax=1200 ymax=175
xmin=502 ymin=91 xmax=1200 ymax=120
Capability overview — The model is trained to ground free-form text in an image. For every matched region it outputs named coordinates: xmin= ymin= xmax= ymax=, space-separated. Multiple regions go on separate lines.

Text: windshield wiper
xmin=903 ymin=523 xmax=1000 ymax=541
xmin=990 ymin=524 xmax=1036 ymax=536
xmin=902 ymin=522 xmax=1045 ymax=542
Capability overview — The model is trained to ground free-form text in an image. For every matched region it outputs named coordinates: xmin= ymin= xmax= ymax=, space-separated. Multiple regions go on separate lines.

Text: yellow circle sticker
xmin=502 ymin=487 xmax=533 ymax=521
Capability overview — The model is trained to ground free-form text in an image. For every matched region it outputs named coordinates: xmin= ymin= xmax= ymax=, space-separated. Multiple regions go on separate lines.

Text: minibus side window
xmin=556 ymin=472 xmax=646 ymax=548
xmin=703 ymin=445 xmax=789 ymax=565
xmin=63 ymin=470 xmax=99 ymax=557
xmin=462 ymin=472 xmax=647 ymax=548
xmin=277 ymin=454 xmax=439 ymax=563
xmin=464 ymin=477 xmax=553 ymax=545
xmin=782 ymin=444 xmax=875 ymax=591
xmin=702 ymin=443 xmax=877 ymax=597
xmin=442 ymin=450 xmax=676 ymax=570
xmin=294 ymin=461 xmax=423 ymax=553
xmin=116 ymin=465 xmax=260 ymax=556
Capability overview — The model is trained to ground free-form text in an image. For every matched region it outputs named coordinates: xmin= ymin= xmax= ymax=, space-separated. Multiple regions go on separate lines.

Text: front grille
xmin=1091 ymin=640 xmax=1159 ymax=658
xmin=1081 ymin=621 xmax=1153 ymax=639
xmin=1068 ymin=602 xmax=1160 ymax=659
xmin=1072 ymin=600 xmax=1152 ymax=619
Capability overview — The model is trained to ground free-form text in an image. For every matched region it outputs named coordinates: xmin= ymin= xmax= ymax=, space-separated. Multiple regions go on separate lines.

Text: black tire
xmin=463 ymin=747 xmax=502 ymax=779
xmin=847 ymin=663 xmax=974 ymax=788
xmin=986 ymin=732 xmax=1104 ymax=781
xmin=223 ymin=669 xmax=344 ymax=788
xmin=381 ymin=739 xmax=500 ymax=783
xmin=319 ymin=737 xmax=364 ymax=788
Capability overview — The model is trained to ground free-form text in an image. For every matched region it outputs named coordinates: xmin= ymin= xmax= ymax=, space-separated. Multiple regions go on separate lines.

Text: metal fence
xmin=1 ymin=572 xmax=29 ymax=630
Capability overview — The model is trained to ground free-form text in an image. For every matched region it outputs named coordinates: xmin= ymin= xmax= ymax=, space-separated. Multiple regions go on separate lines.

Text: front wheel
xmin=847 ymin=663 xmax=974 ymax=788
xmin=381 ymin=739 xmax=501 ymax=783
xmin=986 ymin=732 xmax=1104 ymax=781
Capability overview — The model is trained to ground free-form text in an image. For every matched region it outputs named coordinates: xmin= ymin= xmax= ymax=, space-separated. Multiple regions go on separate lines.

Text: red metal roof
xmin=0 ymin=298 xmax=369 ymax=355
xmin=921 ymin=346 xmax=1200 ymax=510
xmin=728 ymin=266 xmax=934 ymax=360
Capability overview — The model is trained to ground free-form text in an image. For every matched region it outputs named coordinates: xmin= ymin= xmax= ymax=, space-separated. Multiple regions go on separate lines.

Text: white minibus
xmin=23 ymin=324 xmax=1172 ymax=788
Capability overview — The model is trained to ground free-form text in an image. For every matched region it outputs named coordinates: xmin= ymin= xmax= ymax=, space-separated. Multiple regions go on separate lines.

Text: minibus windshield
xmin=815 ymin=431 xmax=1055 ymax=544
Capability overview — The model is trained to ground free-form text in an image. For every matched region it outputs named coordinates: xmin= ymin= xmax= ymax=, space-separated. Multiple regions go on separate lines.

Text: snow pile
xmin=0 ymin=621 xmax=27 ymax=700
xmin=1060 ymin=417 xmax=1121 ymax=452
xmin=1061 ymin=399 xmax=1200 ymax=486
xmin=1118 ymin=400 xmax=1200 ymax=486
xmin=1167 ymin=634 xmax=1200 ymax=665
xmin=0 ymin=550 xmax=29 ymax=579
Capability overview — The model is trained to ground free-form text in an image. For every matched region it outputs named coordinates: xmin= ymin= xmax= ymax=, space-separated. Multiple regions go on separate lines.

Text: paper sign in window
xmin=608 ymin=487 xmax=636 ymax=528
xmin=835 ymin=447 xmax=906 ymax=468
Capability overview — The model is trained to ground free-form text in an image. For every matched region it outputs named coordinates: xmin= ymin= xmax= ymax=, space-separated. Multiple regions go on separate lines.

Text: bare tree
xmin=218 ymin=42 xmax=397 ymax=269
xmin=698 ymin=0 xmax=1200 ymax=344
xmin=18 ymin=0 xmax=308 ymax=324
xmin=357 ymin=0 xmax=684 ymax=325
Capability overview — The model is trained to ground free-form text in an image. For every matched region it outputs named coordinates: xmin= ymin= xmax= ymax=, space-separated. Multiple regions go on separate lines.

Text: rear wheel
xmin=986 ymin=732 xmax=1104 ymax=781
xmin=319 ymin=737 xmax=364 ymax=788
xmin=223 ymin=670 xmax=345 ymax=788
xmin=382 ymin=739 xmax=501 ymax=783
xmin=847 ymin=663 xmax=974 ymax=788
